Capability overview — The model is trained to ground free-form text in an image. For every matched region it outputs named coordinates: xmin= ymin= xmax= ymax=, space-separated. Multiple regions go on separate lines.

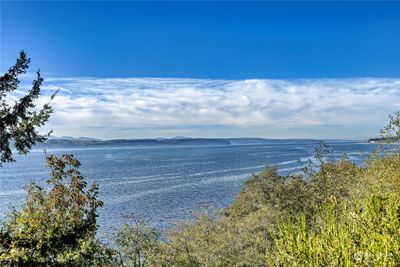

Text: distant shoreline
xmin=32 ymin=137 xmax=367 ymax=149
xmin=367 ymin=137 xmax=399 ymax=144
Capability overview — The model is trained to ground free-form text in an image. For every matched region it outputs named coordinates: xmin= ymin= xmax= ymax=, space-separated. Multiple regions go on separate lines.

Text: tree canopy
xmin=381 ymin=111 xmax=400 ymax=142
xmin=0 ymin=50 xmax=56 ymax=165
xmin=0 ymin=154 xmax=112 ymax=266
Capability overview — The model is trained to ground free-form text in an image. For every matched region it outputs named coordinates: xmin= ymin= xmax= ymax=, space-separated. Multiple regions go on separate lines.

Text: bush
xmin=266 ymin=194 xmax=400 ymax=266
xmin=0 ymin=154 xmax=112 ymax=266
xmin=112 ymin=215 xmax=159 ymax=267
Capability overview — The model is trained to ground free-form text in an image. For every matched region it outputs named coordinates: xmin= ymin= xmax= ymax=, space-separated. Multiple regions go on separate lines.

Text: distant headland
xmin=36 ymin=136 xmax=231 ymax=148
xmin=32 ymin=137 xmax=362 ymax=149
xmin=367 ymin=137 xmax=398 ymax=143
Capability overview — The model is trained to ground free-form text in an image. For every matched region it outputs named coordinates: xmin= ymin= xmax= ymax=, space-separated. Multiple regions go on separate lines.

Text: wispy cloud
xmin=19 ymin=77 xmax=400 ymax=139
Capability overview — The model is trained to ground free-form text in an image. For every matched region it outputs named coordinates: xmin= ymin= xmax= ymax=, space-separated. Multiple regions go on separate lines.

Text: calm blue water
xmin=0 ymin=140 xmax=377 ymax=231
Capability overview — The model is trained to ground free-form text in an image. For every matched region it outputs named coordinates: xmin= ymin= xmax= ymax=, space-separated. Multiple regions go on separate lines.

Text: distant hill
xmin=228 ymin=138 xmax=271 ymax=145
xmin=48 ymin=136 xmax=102 ymax=141
xmin=34 ymin=137 xmax=337 ymax=149
xmin=367 ymin=137 xmax=398 ymax=143
xmin=35 ymin=137 xmax=231 ymax=148
xmin=170 ymin=136 xmax=192 ymax=140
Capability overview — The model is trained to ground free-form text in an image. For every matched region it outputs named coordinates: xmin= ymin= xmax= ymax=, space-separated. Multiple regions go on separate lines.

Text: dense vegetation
xmin=0 ymin=155 xmax=112 ymax=266
xmin=145 ymin=147 xmax=400 ymax=266
xmin=1 ymin=53 xmax=399 ymax=266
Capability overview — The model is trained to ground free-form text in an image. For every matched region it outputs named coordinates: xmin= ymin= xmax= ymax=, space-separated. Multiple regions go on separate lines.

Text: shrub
xmin=0 ymin=154 xmax=112 ymax=266
xmin=112 ymin=215 xmax=159 ymax=267
xmin=266 ymin=193 xmax=400 ymax=266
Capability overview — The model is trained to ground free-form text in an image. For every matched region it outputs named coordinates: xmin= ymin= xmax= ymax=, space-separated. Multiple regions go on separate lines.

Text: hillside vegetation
xmin=145 ymin=146 xmax=400 ymax=266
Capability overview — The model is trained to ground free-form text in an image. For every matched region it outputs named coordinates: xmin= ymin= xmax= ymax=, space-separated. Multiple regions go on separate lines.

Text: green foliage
xmin=0 ymin=154 xmax=112 ymax=266
xmin=112 ymin=215 xmax=159 ymax=267
xmin=146 ymin=144 xmax=399 ymax=266
xmin=359 ymin=152 xmax=400 ymax=197
xmin=226 ymin=166 xmax=287 ymax=218
xmin=266 ymin=194 xmax=400 ymax=266
xmin=262 ymin=145 xmax=400 ymax=266
xmin=0 ymin=51 xmax=57 ymax=165
xmin=381 ymin=111 xmax=400 ymax=142
xmin=228 ymin=143 xmax=360 ymax=221
xmin=148 ymin=207 xmax=266 ymax=267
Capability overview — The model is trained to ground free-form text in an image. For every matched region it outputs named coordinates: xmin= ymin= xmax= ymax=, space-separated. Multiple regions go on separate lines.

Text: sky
xmin=1 ymin=1 xmax=400 ymax=139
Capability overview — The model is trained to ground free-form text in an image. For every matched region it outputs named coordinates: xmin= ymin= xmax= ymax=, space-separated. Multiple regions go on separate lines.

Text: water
xmin=0 ymin=140 xmax=377 ymax=232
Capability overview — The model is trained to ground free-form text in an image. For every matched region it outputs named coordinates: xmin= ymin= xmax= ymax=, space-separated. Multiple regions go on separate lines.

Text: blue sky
xmin=1 ymin=1 xmax=400 ymax=139
xmin=2 ymin=1 xmax=400 ymax=78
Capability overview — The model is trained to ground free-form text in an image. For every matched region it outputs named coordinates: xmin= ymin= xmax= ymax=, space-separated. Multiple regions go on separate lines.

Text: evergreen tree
xmin=0 ymin=50 xmax=57 ymax=165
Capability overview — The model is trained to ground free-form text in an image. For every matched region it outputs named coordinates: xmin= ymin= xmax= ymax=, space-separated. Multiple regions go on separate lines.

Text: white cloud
xmin=19 ymin=77 xmax=400 ymax=139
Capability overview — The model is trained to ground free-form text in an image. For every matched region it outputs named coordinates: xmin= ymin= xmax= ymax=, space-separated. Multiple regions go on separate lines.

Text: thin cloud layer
xmin=22 ymin=77 xmax=400 ymax=139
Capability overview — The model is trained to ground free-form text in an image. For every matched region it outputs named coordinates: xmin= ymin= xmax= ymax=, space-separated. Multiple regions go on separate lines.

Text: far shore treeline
xmin=32 ymin=137 xmax=365 ymax=149
xmin=1 ymin=53 xmax=399 ymax=266
xmin=35 ymin=137 xmax=231 ymax=148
